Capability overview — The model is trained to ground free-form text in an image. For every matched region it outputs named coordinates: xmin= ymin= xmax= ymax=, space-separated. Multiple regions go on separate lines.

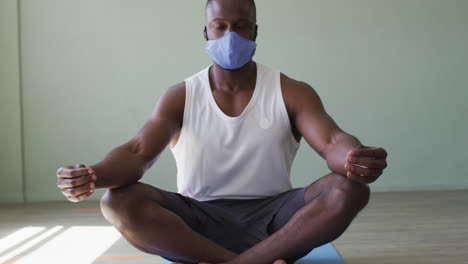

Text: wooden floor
xmin=0 ymin=190 xmax=467 ymax=264
xmin=334 ymin=190 xmax=468 ymax=264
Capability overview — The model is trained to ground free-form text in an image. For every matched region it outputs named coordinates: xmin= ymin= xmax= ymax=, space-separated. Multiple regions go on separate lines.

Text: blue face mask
xmin=206 ymin=32 xmax=257 ymax=70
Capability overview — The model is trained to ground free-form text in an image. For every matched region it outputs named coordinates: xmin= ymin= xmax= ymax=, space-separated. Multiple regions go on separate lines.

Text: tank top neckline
xmin=204 ymin=62 xmax=262 ymax=123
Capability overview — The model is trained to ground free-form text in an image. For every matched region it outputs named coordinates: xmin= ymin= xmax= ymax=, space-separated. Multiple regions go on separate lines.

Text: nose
xmin=226 ymin=25 xmax=235 ymax=33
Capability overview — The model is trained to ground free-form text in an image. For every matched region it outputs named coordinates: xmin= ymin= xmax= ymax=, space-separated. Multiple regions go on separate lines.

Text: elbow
xmin=127 ymin=139 xmax=151 ymax=162
xmin=123 ymin=140 xmax=151 ymax=176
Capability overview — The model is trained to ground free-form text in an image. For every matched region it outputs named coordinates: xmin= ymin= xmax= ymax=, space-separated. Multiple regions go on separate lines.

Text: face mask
xmin=206 ymin=32 xmax=257 ymax=70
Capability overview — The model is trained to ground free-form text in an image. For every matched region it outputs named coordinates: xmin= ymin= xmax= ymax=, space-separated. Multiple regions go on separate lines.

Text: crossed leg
xmin=100 ymin=183 xmax=238 ymax=263
xmin=100 ymin=172 xmax=370 ymax=264
xmin=228 ymin=172 xmax=370 ymax=263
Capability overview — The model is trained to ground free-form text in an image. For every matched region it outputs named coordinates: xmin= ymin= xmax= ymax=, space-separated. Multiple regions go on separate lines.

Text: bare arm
xmin=282 ymin=74 xmax=387 ymax=184
xmin=90 ymin=82 xmax=186 ymax=189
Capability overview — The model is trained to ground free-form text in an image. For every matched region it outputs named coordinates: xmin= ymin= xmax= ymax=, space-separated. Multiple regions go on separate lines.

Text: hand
xmin=345 ymin=145 xmax=388 ymax=184
xmin=56 ymin=164 xmax=97 ymax=202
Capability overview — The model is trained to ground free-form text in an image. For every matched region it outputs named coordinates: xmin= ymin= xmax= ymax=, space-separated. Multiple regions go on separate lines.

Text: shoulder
xmin=164 ymin=81 xmax=186 ymax=101
xmin=160 ymin=81 xmax=186 ymax=107
xmin=152 ymin=82 xmax=186 ymax=123
xmin=155 ymin=64 xmax=207 ymax=121
xmin=280 ymin=73 xmax=325 ymax=115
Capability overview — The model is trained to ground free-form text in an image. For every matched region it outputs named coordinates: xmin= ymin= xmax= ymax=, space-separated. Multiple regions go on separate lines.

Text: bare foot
xmin=171 ymin=262 xmax=211 ymax=264
xmin=171 ymin=260 xmax=287 ymax=264
xmin=273 ymin=260 xmax=287 ymax=264
xmin=195 ymin=260 xmax=286 ymax=264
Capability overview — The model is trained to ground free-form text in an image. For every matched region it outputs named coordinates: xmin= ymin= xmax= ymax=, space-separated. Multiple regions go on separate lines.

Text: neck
xmin=209 ymin=61 xmax=257 ymax=92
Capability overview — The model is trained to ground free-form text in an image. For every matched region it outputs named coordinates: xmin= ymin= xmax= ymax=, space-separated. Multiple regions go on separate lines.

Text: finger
xmin=57 ymin=167 xmax=93 ymax=179
xmin=347 ymin=156 xmax=387 ymax=169
xmin=346 ymin=164 xmax=383 ymax=177
xmin=349 ymin=147 xmax=387 ymax=158
xmin=57 ymin=174 xmax=95 ymax=189
xmin=67 ymin=190 xmax=94 ymax=203
xmin=62 ymin=182 xmax=95 ymax=197
xmin=75 ymin=164 xmax=95 ymax=175
xmin=55 ymin=166 xmax=74 ymax=177
xmin=347 ymin=171 xmax=377 ymax=184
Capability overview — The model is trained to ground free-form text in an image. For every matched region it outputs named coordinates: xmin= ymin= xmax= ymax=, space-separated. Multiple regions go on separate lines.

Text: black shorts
xmin=158 ymin=185 xmax=311 ymax=263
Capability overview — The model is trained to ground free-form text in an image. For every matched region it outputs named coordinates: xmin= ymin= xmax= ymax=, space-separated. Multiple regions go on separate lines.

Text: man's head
xmin=204 ymin=0 xmax=258 ymax=42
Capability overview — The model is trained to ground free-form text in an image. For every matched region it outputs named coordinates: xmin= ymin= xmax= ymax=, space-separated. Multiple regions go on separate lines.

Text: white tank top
xmin=170 ymin=62 xmax=300 ymax=201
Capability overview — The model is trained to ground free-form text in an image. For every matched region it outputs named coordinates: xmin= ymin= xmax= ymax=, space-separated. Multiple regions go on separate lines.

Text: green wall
xmin=1 ymin=0 xmax=467 ymax=202
xmin=0 ymin=0 xmax=24 ymax=203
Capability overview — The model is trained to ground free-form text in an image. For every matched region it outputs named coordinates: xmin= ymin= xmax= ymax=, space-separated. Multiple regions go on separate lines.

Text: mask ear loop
xmin=204 ymin=26 xmax=209 ymax=41
xmin=254 ymin=24 xmax=258 ymax=42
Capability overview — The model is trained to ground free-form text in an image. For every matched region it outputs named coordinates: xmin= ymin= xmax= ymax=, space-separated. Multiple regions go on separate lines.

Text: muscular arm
xmin=90 ymin=82 xmax=185 ymax=189
xmin=281 ymin=74 xmax=361 ymax=177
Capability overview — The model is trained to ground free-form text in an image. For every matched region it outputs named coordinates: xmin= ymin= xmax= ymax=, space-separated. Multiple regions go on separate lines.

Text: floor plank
xmin=1 ymin=190 xmax=467 ymax=263
xmin=333 ymin=190 xmax=468 ymax=264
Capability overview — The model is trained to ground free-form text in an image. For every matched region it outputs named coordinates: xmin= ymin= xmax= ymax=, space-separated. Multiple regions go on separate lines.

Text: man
xmin=56 ymin=0 xmax=388 ymax=263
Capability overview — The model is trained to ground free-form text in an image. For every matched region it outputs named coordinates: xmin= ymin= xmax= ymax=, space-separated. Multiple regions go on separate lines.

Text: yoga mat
xmin=161 ymin=243 xmax=344 ymax=264
xmin=294 ymin=243 xmax=344 ymax=264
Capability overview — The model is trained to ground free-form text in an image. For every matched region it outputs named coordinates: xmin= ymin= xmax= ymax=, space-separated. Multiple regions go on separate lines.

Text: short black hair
xmin=205 ymin=0 xmax=256 ymax=11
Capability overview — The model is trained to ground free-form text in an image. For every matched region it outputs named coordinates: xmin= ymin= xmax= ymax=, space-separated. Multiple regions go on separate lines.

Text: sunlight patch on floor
xmin=14 ymin=226 xmax=121 ymax=264
xmin=0 ymin=226 xmax=122 ymax=264
xmin=0 ymin=226 xmax=63 ymax=263
xmin=0 ymin=227 xmax=45 ymax=255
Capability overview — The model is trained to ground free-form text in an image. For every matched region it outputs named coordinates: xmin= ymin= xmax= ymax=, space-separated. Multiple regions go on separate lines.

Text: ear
xmin=203 ymin=26 xmax=208 ymax=41
xmin=253 ymin=24 xmax=258 ymax=41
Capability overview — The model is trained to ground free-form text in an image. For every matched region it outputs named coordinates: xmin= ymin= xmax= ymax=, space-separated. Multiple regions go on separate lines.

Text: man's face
xmin=205 ymin=0 xmax=257 ymax=41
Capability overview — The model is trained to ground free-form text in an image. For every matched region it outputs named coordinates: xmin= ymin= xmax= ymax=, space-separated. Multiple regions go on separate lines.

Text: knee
xmin=325 ymin=173 xmax=370 ymax=216
xmin=100 ymin=183 xmax=144 ymax=227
